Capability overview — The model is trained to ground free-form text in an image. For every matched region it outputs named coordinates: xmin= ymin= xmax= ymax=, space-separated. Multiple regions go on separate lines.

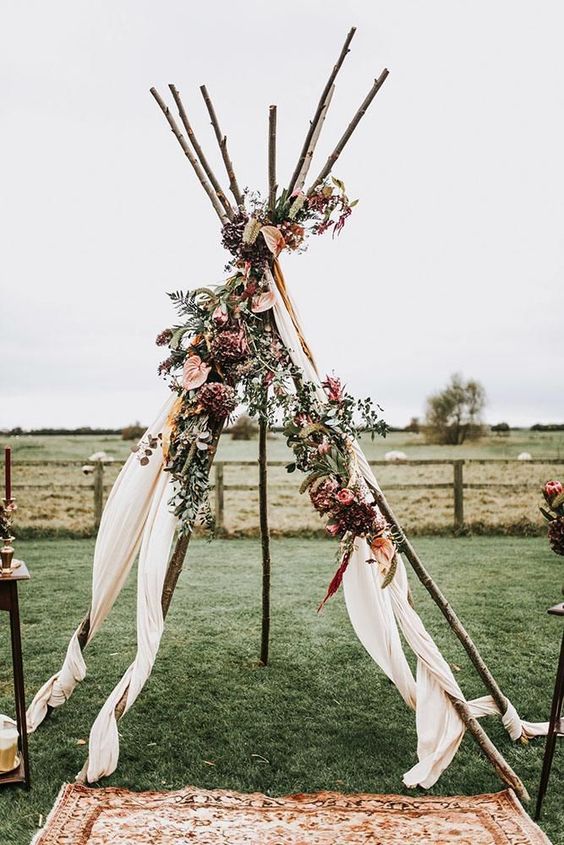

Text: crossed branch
xmin=150 ymin=27 xmax=389 ymax=223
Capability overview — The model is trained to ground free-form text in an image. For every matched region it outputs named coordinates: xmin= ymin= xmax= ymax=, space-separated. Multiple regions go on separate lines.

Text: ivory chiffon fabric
xmin=26 ymin=267 xmax=547 ymax=784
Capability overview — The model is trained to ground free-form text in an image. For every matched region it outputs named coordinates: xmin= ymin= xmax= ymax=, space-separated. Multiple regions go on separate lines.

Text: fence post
xmin=453 ymin=459 xmax=464 ymax=531
xmin=214 ymin=462 xmax=224 ymax=535
xmin=93 ymin=461 xmax=104 ymax=531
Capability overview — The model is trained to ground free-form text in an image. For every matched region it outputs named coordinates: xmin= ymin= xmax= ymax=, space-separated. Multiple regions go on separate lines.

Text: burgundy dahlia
xmin=197 ymin=383 xmax=237 ymax=418
xmin=211 ymin=329 xmax=248 ymax=365
xmin=336 ymin=501 xmax=380 ymax=536
xmin=547 ymin=517 xmax=564 ymax=556
xmin=310 ymin=477 xmax=339 ymax=514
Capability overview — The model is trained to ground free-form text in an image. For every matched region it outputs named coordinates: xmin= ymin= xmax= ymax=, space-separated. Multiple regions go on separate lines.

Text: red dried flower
xmin=310 ymin=477 xmax=339 ymax=514
xmin=155 ymin=328 xmax=173 ymax=347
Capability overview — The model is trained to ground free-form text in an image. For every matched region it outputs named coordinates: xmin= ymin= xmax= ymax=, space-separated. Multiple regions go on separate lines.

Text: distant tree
xmin=531 ymin=423 xmax=564 ymax=432
xmin=229 ymin=414 xmax=258 ymax=441
xmin=405 ymin=416 xmax=421 ymax=433
xmin=491 ymin=422 xmax=510 ymax=435
xmin=425 ymin=374 xmax=486 ymax=445
xmin=122 ymin=422 xmax=146 ymax=441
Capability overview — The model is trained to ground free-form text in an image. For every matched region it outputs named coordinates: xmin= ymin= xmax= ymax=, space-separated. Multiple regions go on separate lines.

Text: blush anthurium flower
xmin=251 ymin=290 xmax=276 ymax=313
xmin=370 ymin=536 xmax=396 ymax=577
xmin=182 ymin=355 xmax=211 ymax=390
xmin=260 ymin=225 xmax=286 ymax=257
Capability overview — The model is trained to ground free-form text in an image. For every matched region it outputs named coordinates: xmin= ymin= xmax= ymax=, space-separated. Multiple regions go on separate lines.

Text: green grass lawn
xmin=0 ymin=536 xmax=562 ymax=843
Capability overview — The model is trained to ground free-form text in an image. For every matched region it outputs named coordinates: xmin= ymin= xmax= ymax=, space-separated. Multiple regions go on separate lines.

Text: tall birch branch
xmin=200 ymin=85 xmax=244 ymax=208
xmin=287 ymin=27 xmax=356 ymax=196
xmin=308 ymin=69 xmax=389 ymax=193
xmin=168 ymin=84 xmax=233 ymax=219
xmin=150 ymin=87 xmax=229 ymax=224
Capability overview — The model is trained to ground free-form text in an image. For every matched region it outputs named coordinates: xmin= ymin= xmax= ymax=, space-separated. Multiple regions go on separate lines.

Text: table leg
xmin=9 ymin=584 xmax=30 ymax=788
xmin=535 ymin=631 xmax=564 ymax=820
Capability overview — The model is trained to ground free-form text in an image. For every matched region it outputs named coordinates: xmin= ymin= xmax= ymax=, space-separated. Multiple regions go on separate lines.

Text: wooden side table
xmin=0 ymin=560 xmax=31 ymax=789
xmin=534 ymin=601 xmax=563 ymax=820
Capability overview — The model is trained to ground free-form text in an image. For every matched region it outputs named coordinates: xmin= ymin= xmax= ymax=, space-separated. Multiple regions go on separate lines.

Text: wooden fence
xmin=11 ymin=457 xmax=564 ymax=534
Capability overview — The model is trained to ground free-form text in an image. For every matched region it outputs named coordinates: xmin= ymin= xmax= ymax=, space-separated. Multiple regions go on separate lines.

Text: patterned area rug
xmin=32 ymin=784 xmax=551 ymax=845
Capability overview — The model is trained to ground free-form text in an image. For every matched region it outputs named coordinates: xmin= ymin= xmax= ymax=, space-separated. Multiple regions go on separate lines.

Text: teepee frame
xmin=60 ymin=28 xmax=529 ymax=800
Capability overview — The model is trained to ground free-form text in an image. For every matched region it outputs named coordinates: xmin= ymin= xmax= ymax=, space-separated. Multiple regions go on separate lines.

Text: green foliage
xmin=425 ymin=373 xmax=486 ymax=445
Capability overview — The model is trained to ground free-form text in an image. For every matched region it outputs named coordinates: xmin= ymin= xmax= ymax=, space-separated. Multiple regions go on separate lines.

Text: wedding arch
xmin=26 ymin=29 xmax=546 ymax=799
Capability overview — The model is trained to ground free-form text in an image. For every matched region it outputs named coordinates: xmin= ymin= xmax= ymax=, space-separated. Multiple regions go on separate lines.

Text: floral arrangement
xmin=143 ymin=178 xmax=396 ymax=603
xmin=540 ymin=480 xmax=564 ymax=557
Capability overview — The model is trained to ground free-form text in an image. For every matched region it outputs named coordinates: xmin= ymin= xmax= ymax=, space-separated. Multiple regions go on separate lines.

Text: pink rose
xmin=544 ymin=480 xmax=564 ymax=501
xmin=336 ymin=488 xmax=355 ymax=506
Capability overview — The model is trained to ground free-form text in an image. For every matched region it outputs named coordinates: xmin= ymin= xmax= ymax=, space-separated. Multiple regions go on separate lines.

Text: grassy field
xmin=0 ymin=536 xmax=562 ymax=844
xmin=5 ymin=430 xmax=564 ymax=537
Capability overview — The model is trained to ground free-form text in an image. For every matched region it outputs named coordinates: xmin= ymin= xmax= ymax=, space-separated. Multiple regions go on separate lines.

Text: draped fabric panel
xmin=26 ymin=263 xmax=547 ymax=785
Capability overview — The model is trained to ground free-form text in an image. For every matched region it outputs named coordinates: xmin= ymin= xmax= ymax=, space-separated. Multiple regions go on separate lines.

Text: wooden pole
xmin=293 ymin=85 xmax=334 ymax=194
xmin=308 ymin=69 xmax=389 ymax=193
xmin=268 ymin=105 xmax=277 ymax=216
xmin=453 ymin=460 xmax=464 ymax=531
xmin=214 ymin=462 xmax=225 ymax=536
xmin=448 ymin=695 xmax=530 ymax=802
xmin=368 ymin=484 xmax=514 ymax=725
xmin=168 ymin=85 xmax=233 ymax=219
xmin=150 ymin=87 xmax=229 ymax=224
xmin=287 ymin=27 xmax=356 ymax=195
xmin=200 ymin=85 xmax=244 ymax=208
xmin=258 ymin=410 xmax=271 ymax=666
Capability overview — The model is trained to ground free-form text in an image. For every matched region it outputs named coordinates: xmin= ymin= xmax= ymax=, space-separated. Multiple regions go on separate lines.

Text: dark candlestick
xmin=4 ymin=448 xmax=11 ymax=502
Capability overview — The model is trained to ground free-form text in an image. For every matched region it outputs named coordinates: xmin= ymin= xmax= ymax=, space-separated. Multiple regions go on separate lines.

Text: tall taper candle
xmin=4 ymin=447 xmax=11 ymax=501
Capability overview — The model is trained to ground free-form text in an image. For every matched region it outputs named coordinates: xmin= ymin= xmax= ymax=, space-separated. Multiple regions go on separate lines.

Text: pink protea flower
xmin=183 ymin=355 xmax=211 ymax=390
xmin=322 ymin=375 xmax=343 ymax=403
xmin=212 ymin=305 xmax=228 ymax=326
xmin=336 ymin=488 xmax=355 ymax=506
xmin=544 ymin=480 xmax=564 ymax=502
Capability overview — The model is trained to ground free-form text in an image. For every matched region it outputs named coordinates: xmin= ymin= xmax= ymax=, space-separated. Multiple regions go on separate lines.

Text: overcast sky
xmin=2 ymin=1 xmax=563 ymax=429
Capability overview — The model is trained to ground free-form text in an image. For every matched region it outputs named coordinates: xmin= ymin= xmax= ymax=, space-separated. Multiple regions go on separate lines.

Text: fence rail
xmin=10 ymin=457 xmax=564 ymax=534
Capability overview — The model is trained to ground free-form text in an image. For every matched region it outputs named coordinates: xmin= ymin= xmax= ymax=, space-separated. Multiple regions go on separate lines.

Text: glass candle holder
xmin=0 ymin=717 xmax=19 ymax=772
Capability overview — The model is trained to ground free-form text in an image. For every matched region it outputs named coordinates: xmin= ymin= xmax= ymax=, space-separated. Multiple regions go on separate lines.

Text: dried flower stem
xmin=150 ymin=86 xmax=229 ymax=224
xmin=308 ymin=69 xmax=389 ymax=193
xmin=287 ymin=27 xmax=356 ymax=195
xmin=268 ymin=105 xmax=277 ymax=216
xmin=168 ymin=85 xmax=234 ymax=220
xmin=200 ymin=85 xmax=244 ymax=208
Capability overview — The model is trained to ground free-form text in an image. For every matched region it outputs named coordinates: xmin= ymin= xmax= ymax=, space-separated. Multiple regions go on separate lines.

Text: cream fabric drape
xmin=268 ymin=265 xmax=548 ymax=788
xmin=26 ymin=265 xmax=547 ymax=785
